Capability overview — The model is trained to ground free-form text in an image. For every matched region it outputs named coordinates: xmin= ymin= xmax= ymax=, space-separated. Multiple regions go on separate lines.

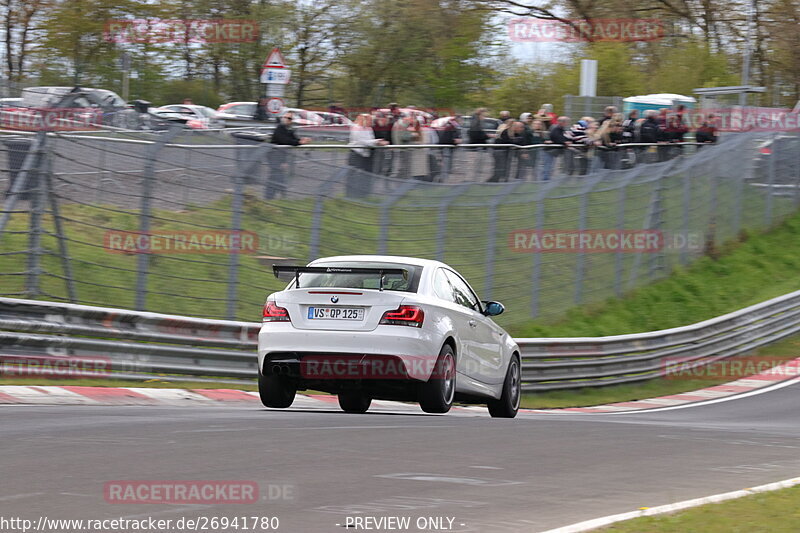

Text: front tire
xmin=258 ymin=372 xmax=296 ymax=408
xmin=419 ymin=344 xmax=456 ymax=414
xmin=338 ymin=390 xmax=372 ymax=413
xmin=488 ymin=354 xmax=520 ymax=418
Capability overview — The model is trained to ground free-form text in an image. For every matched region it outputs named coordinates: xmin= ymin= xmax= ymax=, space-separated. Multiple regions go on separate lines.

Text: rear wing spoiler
xmin=272 ymin=265 xmax=408 ymax=291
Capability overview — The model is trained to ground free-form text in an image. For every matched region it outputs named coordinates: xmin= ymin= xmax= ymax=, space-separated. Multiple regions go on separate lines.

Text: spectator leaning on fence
xmin=541 ymin=116 xmax=571 ymax=181
xmin=695 ymin=114 xmax=718 ymax=144
xmin=346 ymin=114 xmax=388 ymax=197
xmin=468 ymin=107 xmax=490 ymax=144
xmin=568 ymin=117 xmax=595 ymax=175
xmin=267 ymin=111 xmax=310 ymax=199
xmin=622 ymin=109 xmax=639 ymax=143
xmin=489 ymin=118 xmax=512 ymax=182
xmin=372 ymin=111 xmax=393 ymax=175
xmin=253 ymin=97 xmax=270 ymax=121
xmin=391 ymin=113 xmax=415 ymax=179
xmin=490 ymin=120 xmax=526 ymax=182
xmin=437 ymin=115 xmax=462 ymax=180
xmin=519 ymin=113 xmax=542 ymax=180
xmin=597 ymin=106 xmax=617 ymax=127
xmin=408 ymin=116 xmax=432 ymax=181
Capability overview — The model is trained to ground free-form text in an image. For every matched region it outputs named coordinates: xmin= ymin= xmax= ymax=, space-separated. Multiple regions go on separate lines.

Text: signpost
xmin=260 ymin=48 xmax=290 ymax=114
xmin=266 ymin=97 xmax=284 ymax=115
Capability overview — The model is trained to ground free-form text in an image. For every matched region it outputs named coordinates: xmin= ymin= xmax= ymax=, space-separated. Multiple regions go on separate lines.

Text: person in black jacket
xmin=489 ymin=120 xmax=525 ymax=182
xmin=541 ymin=116 xmax=571 ymax=181
xmin=372 ymin=112 xmax=393 ymax=175
xmin=638 ymin=110 xmax=663 ymax=163
xmin=266 ymin=112 xmax=310 ymax=199
xmin=437 ymin=115 xmax=462 ymax=181
xmin=468 ymin=108 xmax=491 ymax=180
xmin=253 ymin=98 xmax=270 ymax=122
xmin=468 ymin=108 xmax=489 ymax=144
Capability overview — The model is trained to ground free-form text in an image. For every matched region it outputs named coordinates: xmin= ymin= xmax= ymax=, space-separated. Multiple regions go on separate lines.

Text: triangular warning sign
xmin=263 ymin=48 xmax=286 ymax=69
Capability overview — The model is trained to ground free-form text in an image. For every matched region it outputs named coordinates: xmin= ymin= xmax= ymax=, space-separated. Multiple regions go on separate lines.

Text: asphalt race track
xmin=2 ymin=380 xmax=800 ymax=533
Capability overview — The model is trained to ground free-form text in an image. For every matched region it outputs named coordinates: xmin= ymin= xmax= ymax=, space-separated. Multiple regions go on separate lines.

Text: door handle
xmin=468 ymin=320 xmax=477 ymax=328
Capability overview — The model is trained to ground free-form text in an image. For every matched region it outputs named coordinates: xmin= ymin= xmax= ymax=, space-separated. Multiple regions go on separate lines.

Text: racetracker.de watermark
xmin=0 ymin=355 xmax=111 ymax=378
xmin=508 ymin=18 xmax=665 ymax=42
xmin=662 ymin=356 xmax=800 ymax=380
xmin=0 ymin=108 xmax=103 ymax=132
xmin=104 ymin=19 xmax=258 ymax=43
xmin=299 ymin=354 xmax=454 ymax=380
xmin=508 ymin=230 xmax=702 ymax=253
xmin=104 ymin=230 xmax=258 ymax=254
xmin=684 ymin=107 xmax=800 ymax=132
xmin=104 ymin=481 xmax=272 ymax=504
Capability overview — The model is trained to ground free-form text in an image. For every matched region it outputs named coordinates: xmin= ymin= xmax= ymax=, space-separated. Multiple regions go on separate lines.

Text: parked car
xmin=0 ymin=97 xmax=22 ymax=108
xmin=216 ymin=102 xmax=326 ymax=128
xmin=216 ymin=101 xmax=261 ymax=127
xmin=314 ymin=111 xmax=353 ymax=126
xmin=258 ymin=255 xmax=521 ymax=418
xmin=0 ymin=86 xmax=138 ymax=130
xmin=153 ymin=104 xmax=225 ymax=129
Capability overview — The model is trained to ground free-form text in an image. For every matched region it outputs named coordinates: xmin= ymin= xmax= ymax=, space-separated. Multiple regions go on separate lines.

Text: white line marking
xmin=532 ymin=376 xmax=800 ymax=416
xmin=0 ymin=492 xmax=44 ymax=502
xmin=538 ymin=476 xmax=800 ymax=533
xmin=600 ymin=376 xmax=800 ymax=414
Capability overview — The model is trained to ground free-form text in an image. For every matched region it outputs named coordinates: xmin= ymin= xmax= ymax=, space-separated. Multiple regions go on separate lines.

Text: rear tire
xmin=419 ymin=344 xmax=456 ymax=414
xmin=258 ymin=372 xmax=296 ymax=408
xmin=338 ymin=390 xmax=372 ymax=413
xmin=488 ymin=354 xmax=520 ymax=418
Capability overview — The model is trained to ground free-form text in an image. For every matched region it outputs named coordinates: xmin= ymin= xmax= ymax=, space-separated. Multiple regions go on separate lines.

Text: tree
xmin=1 ymin=0 xmax=48 ymax=82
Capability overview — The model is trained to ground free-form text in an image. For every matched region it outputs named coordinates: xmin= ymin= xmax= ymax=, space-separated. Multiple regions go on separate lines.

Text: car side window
xmin=433 ymin=269 xmax=455 ymax=303
xmin=444 ymin=270 xmax=481 ymax=312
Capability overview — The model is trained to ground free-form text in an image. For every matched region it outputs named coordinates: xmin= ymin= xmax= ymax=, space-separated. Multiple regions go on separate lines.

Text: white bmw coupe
xmin=257 ymin=255 xmax=521 ymax=417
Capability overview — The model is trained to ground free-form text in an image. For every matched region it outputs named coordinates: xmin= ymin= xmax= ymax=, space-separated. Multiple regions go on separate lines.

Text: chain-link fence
xmin=563 ymin=95 xmax=625 ymax=121
xmin=1 ymin=126 xmax=798 ymax=329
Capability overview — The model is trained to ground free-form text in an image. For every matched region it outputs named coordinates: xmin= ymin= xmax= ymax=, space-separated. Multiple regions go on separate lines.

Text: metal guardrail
xmin=2 ymin=292 xmax=799 ymax=391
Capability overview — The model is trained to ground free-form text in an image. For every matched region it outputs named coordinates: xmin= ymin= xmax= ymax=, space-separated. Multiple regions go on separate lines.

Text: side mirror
xmin=482 ymin=301 xmax=504 ymax=317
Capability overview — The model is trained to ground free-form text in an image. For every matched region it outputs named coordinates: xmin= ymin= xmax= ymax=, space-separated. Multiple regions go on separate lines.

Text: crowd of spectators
xmin=278 ymin=102 xmax=721 ymax=192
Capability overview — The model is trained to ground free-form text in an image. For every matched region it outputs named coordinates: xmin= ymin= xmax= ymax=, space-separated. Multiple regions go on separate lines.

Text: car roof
xmin=309 ymin=255 xmax=449 ymax=270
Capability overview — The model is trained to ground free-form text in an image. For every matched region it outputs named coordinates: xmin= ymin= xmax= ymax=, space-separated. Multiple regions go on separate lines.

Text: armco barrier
xmin=1 ymin=292 xmax=799 ymax=391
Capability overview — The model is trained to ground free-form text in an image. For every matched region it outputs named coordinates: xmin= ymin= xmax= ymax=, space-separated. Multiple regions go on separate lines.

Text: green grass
xmin=599 ymin=485 xmax=800 ymax=532
xmin=510 ymin=209 xmax=800 ymax=338
xmin=4 ymin=159 xmax=794 ymax=329
xmin=519 ymin=333 xmax=800 ymax=409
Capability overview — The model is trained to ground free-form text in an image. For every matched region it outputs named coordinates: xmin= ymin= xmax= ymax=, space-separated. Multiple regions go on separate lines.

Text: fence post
xmin=574 ymin=173 xmax=606 ymax=305
xmin=42 ymin=140 xmax=77 ymax=303
xmin=795 ymin=134 xmax=800 ymax=209
xmin=680 ymin=167 xmax=691 ymax=266
xmin=628 ymin=159 xmax=677 ymax=289
xmin=226 ymin=173 xmax=246 ymax=321
xmin=135 ymin=124 xmax=183 ymax=311
xmin=0 ymin=131 xmax=46 ymax=241
xmin=530 ymin=179 xmax=560 ymax=318
xmin=25 ymin=135 xmax=46 ymax=299
xmin=309 ymin=167 xmax=348 ymax=262
xmin=483 ymin=181 xmax=524 ymax=300
xmin=765 ymin=133 xmax=777 ymax=227
xmin=435 ymin=184 xmax=469 ymax=262
xmin=378 ymin=180 xmax=418 ymax=255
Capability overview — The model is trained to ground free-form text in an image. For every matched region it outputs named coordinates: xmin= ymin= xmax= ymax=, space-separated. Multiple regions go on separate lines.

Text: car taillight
xmin=380 ymin=305 xmax=424 ymax=328
xmin=263 ymin=301 xmax=290 ymax=322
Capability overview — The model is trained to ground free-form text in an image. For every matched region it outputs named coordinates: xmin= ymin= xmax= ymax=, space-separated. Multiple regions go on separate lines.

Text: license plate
xmin=308 ymin=307 xmax=364 ymax=320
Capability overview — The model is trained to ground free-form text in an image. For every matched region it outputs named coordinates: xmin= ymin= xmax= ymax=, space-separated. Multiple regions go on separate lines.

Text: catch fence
xmin=0 ymin=127 xmax=798 ymax=329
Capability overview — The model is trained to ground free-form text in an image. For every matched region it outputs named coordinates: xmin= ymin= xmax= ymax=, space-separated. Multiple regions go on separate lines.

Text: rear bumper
xmin=257 ymin=323 xmax=441 ymax=381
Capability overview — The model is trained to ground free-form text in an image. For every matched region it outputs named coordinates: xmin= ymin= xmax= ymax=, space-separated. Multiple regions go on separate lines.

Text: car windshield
xmin=197 ymin=106 xmax=216 ymax=118
xmin=292 ymin=262 xmax=422 ymax=292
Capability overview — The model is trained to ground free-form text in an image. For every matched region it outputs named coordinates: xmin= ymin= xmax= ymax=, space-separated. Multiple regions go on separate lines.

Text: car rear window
xmin=293 ymin=262 xmax=422 ymax=292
